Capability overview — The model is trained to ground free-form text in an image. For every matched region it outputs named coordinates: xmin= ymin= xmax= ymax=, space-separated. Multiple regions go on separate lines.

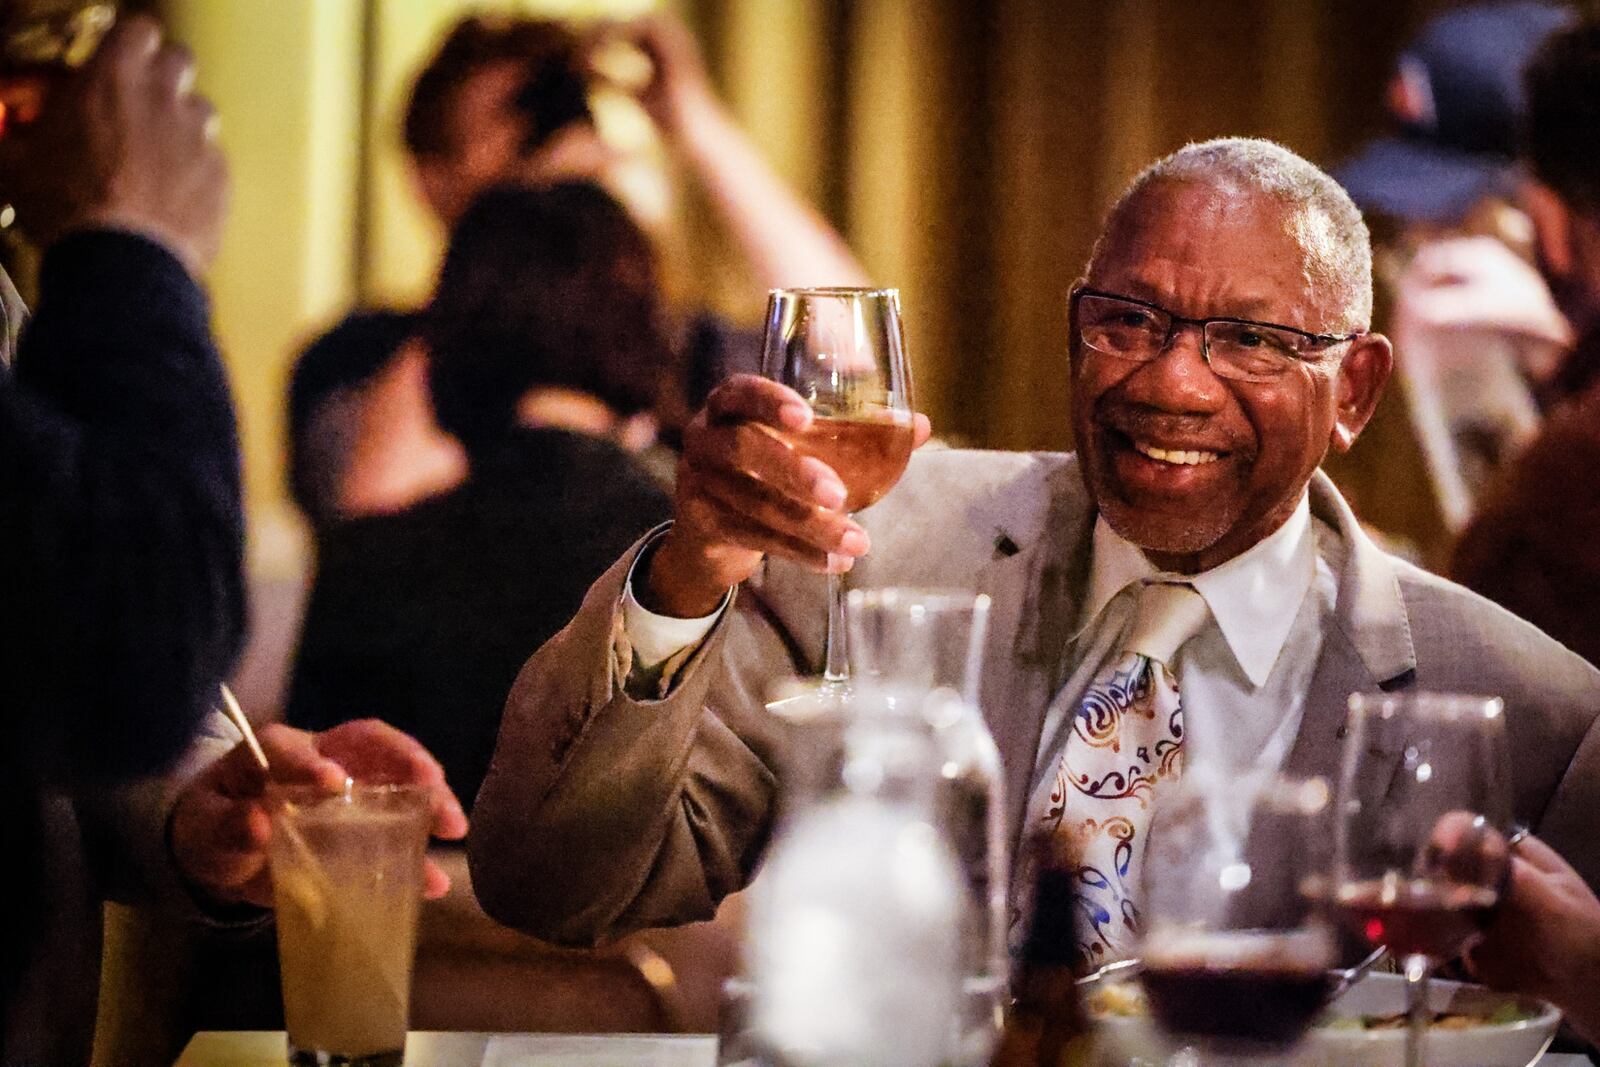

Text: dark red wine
xmin=1332 ymin=879 xmax=1498 ymax=960
xmin=1140 ymin=931 xmax=1335 ymax=1050
xmin=1142 ymin=963 xmax=1333 ymax=1049
xmin=776 ymin=413 xmax=913 ymax=512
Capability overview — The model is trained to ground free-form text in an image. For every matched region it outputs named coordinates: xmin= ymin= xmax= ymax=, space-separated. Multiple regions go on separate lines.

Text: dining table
xmin=174 ymin=1031 xmax=718 ymax=1066
xmin=173 ymin=1032 xmax=1591 ymax=1067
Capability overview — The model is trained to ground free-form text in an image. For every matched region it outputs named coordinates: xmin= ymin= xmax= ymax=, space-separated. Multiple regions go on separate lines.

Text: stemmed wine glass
xmin=1332 ymin=692 xmax=1513 ymax=1067
xmin=762 ymin=287 xmax=915 ymax=695
xmin=1137 ymin=769 xmax=1339 ymax=1065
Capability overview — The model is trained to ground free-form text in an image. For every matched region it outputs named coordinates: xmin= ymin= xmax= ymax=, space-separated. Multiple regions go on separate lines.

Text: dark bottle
xmin=989 ymin=848 xmax=1085 ymax=1067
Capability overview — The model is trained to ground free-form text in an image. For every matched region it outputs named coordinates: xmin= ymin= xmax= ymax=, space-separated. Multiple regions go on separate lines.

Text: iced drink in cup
xmin=269 ymin=784 xmax=431 ymax=1067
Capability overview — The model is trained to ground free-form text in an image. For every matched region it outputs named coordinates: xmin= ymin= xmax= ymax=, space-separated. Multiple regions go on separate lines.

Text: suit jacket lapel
xmin=1268 ymin=474 xmax=1420 ymax=887
xmin=975 ymin=459 xmax=1095 ymax=864
xmin=1307 ymin=470 xmax=1417 ymax=689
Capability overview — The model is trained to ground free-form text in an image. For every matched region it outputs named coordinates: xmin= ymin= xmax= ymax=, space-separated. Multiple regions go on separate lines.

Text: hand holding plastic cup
xmin=270 ymin=783 xmax=432 ymax=1067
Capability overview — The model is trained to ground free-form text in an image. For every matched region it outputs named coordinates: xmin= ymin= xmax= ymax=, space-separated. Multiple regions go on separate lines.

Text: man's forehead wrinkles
xmin=1097 ymin=262 xmax=1289 ymax=321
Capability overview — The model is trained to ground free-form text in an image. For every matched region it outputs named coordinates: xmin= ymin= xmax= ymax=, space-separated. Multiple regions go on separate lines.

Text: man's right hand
xmin=643 ymin=374 xmax=930 ymax=619
xmin=0 ymin=14 xmax=228 ymax=275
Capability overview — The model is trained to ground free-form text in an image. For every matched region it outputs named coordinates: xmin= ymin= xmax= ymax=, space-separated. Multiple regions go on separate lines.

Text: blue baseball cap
xmin=1335 ymin=1 xmax=1574 ymax=224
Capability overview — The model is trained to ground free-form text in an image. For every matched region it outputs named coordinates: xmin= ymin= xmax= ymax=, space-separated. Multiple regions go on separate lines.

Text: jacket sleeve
xmin=0 ymin=231 xmax=246 ymax=783
xmin=1532 ymin=710 xmax=1600 ymax=895
xmin=469 ymin=535 xmax=793 ymax=946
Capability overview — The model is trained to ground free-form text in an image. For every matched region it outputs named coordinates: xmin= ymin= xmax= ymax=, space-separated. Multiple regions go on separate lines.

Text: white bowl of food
xmin=1087 ymin=972 xmax=1560 ymax=1067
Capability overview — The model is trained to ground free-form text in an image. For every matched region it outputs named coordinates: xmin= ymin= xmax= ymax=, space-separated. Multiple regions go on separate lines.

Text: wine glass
xmin=1332 ymin=692 xmax=1513 ymax=1067
xmin=762 ymin=287 xmax=915 ymax=695
xmin=1136 ymin=769 xmax=1339 ymax=1065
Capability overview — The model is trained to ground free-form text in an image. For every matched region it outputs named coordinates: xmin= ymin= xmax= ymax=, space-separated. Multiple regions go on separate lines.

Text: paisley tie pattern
xmin=1029 ymin=581 xmax=1208 ymax=965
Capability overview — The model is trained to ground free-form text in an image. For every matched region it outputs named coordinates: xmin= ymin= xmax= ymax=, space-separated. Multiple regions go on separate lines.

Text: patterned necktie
xmin=1032 ymin=580 xmax=1209 ymax=966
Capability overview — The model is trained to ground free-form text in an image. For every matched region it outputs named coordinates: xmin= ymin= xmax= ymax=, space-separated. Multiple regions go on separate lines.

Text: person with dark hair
xmin=1518 ymin=15 xmax=1600 ymax=400
xmin=288 ymin=11 xmax=866 ymax=529
xmin=0 ymin=17 xmax=245 ymax=1061
xmin=401 ymin=16 xmax=595 ymax=228
xmin=0 ymin=18 xmax=474 ymax=1061
xmin=284 ymin=183 xmax=673 ymax=810
xmin=1451 ymin=18 xmax=1600 ymax=668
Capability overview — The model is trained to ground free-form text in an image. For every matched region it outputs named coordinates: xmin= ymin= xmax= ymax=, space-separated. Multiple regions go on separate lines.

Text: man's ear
xmin=1329 ymin=332 xmax=1394 ymax=453
xmin=1066 ymin=279 xmax=1086 ymax=373
xmin=1523 ymin=179 xmax=1575 ymax=279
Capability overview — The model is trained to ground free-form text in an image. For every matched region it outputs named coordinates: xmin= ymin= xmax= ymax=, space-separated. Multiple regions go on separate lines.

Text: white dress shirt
xmin=621 ymin=542 xmax=724 ymax=673
xmin=1030 ymin=492 xmax=1335 ymax=792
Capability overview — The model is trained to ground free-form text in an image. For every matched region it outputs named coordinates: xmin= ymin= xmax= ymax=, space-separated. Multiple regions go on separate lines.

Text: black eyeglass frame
xmin=1070 ymin=285 xmax=1366 ymax=375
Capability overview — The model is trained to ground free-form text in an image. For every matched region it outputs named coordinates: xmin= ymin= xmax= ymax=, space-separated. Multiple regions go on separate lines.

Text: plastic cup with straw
xmin=218 ymin=685 xmax=428 ymax=1067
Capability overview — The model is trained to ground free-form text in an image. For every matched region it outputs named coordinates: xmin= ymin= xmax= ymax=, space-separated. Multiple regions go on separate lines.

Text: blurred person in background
xmin=1333 ymin=1 xmax=1573 ymax=552
xmin=284 ymin=183 xmax=674 ymax=812
xmin=0 ymin=14 xmax=247 ymax=1062
xmin=288 ymin=10 xmax=867 ymax=530
xmin=0 ymin=12 xmax=471 ymax=1061
xmin=1452 ymin=18 xmax=1600 ymax=668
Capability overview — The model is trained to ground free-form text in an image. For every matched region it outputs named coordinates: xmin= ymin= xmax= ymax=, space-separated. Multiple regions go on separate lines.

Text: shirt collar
xmin=1079 ymin=493 xmax=1316 ymax=688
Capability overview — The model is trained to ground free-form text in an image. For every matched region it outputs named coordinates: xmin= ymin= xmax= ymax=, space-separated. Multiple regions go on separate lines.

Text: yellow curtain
xmin=695 ymin=0 xmax=1441 ymax=452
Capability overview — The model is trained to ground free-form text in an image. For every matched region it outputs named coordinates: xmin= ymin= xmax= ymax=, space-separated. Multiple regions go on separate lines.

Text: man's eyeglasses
xmin=1071 ymin=287 xmax=1364 ymax=383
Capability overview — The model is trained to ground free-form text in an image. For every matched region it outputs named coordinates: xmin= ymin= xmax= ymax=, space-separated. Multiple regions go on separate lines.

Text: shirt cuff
xmin=615 ymin=526 xmax=732 ymax=699
xmin=622 ymin=568 xmax=725 ymax=671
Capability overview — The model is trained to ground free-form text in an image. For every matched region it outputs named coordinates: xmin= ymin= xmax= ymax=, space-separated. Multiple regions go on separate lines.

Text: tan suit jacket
xmin=470 ymin=449 xmax=1600 ymax=947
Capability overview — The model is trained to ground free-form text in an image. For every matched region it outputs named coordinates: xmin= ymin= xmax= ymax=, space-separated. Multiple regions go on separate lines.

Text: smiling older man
xmin=469 ymin=138 xmax=1600 ymax=963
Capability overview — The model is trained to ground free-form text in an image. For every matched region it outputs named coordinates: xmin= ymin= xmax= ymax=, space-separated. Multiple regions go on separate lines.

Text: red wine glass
xmin=1333 ymin=692 xmax=1513 ymax=1067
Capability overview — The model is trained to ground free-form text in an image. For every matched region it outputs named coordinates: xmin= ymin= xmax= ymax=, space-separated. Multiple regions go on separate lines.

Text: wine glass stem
xmin=1403 ymin=953 xmax=1429 ymax=1067
xmin=823 ymin=570 xmax=848 ymax=684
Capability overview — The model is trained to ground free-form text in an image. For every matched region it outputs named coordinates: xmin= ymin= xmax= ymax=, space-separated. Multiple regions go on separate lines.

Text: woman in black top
xmin=286 ymin=184 xmax=674 ymax=808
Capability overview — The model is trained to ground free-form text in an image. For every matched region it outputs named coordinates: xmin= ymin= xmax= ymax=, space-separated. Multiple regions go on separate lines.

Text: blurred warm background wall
xmin=157 ymin=0 xmax=1450 ymax=579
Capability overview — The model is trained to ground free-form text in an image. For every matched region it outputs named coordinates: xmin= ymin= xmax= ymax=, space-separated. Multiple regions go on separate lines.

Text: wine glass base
xmin=763 ymin=678 xmax=851 ymax=722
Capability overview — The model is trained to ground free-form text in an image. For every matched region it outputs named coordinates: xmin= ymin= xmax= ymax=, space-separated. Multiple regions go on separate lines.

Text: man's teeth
xmin=1133 ymin=441 xmax=1220 ymax=466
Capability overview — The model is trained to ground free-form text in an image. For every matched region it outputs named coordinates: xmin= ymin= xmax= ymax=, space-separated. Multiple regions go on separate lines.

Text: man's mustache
xmin=1092 ymin=403 xmax=1251 ymax=457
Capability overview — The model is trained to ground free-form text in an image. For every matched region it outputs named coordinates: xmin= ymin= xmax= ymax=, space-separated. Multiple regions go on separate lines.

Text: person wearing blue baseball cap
xmin=1333 ymin=2 xmax=1577 ymax=559
xmin=1338 ymin=1 xmax=1575 ymax=226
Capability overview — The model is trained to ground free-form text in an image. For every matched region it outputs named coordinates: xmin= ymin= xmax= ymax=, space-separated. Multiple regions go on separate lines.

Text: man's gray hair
xmin=1091 ymin=137 xmax=1374 ymax=331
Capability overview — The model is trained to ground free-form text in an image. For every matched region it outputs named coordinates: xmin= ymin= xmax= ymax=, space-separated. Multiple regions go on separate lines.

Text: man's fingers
xmin=729 ymin=423 xmax=849 ymax=510
xmin=316 ymin=719 xmax=468 ymax=839
xmin=1511 ymin=833 xmax=1574 ymax=877
xmin=207 ymin=737 xmax=271 ymax=799
xmin=257 ymin=723 xmax=348 ymax=792
xmin=213 ymin=797 xmax=273 ymax=854
xmin=682 ymin=488 xmax=858 ymax=573
xmin=912 ymin=412 xmax=933 ymax=449
xmin=705 ymin=375 xmax=812 ymax=431
xmin=423 ymin=860 xmax=453 ymax=901
xmin=149 ymin=42 xmax=196 ymax=102
xmin=96 ymin=13 xmax=163 ymax=77
xmin=684 ymin=419 xmax=847 ymax=513
xmin=317 ymin=718 xmax=444 ymax=784
xmin=693 ymin=470 xmax=867 ymax=557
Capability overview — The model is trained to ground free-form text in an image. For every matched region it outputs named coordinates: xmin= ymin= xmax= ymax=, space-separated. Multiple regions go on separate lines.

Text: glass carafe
xmin=742 ymin=690 xmax=967 ymax=1067
xmin=848 ymin=588 xmax=1006 ymax=1065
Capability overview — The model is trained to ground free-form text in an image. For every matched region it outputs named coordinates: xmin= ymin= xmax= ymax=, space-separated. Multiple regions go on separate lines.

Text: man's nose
xmin=1121 ymin=323 xmax=1230 ymax=413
